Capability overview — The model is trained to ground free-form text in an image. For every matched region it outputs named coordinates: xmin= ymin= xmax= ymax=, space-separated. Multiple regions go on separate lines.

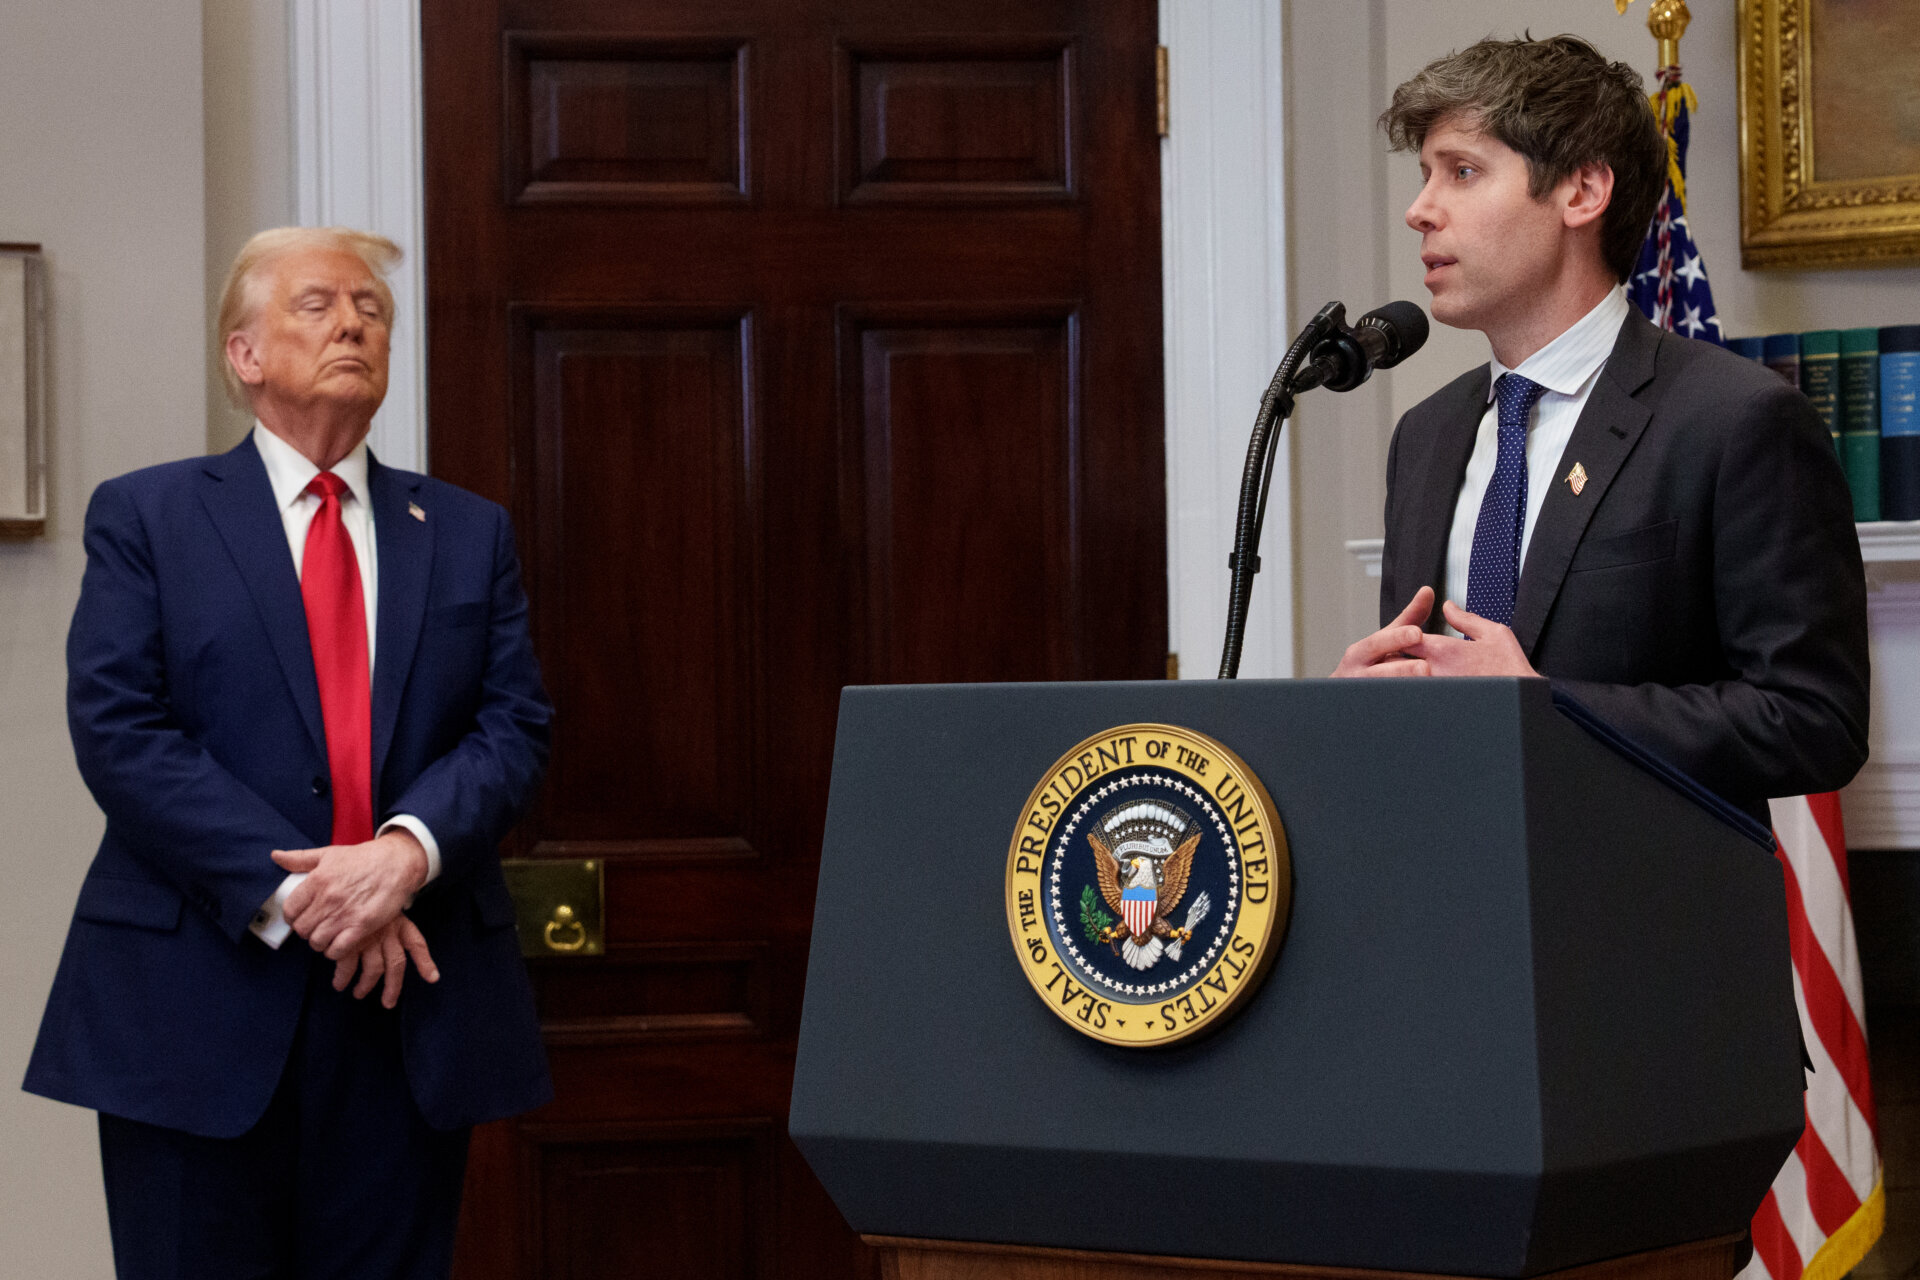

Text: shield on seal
xmin=1121 ymin=882 xmax=1156 ymax=937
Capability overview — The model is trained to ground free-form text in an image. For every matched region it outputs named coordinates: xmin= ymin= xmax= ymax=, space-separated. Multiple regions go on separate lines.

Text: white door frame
xmin=291 ymin=0 xmax=428 ymax=472
xmin=1160 ymin=0 xmax=1293 ymax=679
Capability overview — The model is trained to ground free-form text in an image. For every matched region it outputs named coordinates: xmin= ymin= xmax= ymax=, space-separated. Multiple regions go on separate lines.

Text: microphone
xmin=1218 ymin=299 xmax=1429 ymax=679
xmin=1292 ymin=301 xmax=1429 ymax=393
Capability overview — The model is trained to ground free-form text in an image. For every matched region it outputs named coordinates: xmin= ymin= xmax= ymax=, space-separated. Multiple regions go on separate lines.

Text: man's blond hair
xmin=215 ymin=226 xmax=401 ymax=409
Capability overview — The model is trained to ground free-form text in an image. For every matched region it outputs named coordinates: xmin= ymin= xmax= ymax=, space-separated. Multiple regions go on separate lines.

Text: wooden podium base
xmin=863 ymin=1233 xmax=1744 ymax=1280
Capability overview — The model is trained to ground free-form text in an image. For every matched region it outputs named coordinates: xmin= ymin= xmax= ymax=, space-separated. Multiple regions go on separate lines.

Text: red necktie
xmin=301 ymin=472 xmax=372 ymax=846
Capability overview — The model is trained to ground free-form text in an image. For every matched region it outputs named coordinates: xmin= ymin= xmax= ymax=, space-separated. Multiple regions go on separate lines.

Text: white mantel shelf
xmin=1859 ymin=521 xmax=1920 ymax=566
xmin=1342 ymin=523 xmax=1920 ymax=848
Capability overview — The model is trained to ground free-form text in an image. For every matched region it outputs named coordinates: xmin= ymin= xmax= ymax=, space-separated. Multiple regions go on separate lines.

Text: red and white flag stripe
xmin=1740 ymin=793 xmax=1882 ymax=1280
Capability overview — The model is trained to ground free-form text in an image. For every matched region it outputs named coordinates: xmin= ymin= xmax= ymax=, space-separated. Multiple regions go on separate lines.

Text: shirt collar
xmin=1486 ymin=285 xmax=1630 ymax=402
xmin=252 ymin=422 xmax=371 ymax=511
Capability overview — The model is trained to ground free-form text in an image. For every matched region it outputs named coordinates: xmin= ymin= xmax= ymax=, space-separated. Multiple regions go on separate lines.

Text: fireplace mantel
xmin=1345 ymin=524 xmax=1920 ymax=849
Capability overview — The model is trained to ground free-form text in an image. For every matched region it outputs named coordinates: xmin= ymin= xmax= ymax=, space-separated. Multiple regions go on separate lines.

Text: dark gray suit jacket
xmin=1380 ymin=311 xmax=1870 ymax=823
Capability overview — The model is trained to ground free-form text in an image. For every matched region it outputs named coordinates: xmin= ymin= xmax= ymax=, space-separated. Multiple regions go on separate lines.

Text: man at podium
xmin=1331 ymin=35 xmax=1869 ymax=824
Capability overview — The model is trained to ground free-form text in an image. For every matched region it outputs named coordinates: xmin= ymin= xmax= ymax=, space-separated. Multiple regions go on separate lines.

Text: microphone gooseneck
xmin=1217 ymin=300 xmax=1428 ymax=679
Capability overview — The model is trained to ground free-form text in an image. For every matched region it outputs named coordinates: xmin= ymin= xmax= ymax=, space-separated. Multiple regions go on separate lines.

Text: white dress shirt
xmin=1442 ymin=286 xmax=1630 ymax=635
xmin=248 ymin=423 xmax=440 ymax=948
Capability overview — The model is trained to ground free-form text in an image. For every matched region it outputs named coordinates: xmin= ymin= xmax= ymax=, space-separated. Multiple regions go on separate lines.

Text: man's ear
xmin=1562 ymin=161 xmax=1615 ymax=230
xmin=225 ymin=329 xmax=265 ymax=389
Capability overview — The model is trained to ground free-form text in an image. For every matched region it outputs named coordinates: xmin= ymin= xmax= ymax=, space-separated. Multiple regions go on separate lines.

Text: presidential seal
xmin=1005 ymin=724 xmax=1291 ymax=1047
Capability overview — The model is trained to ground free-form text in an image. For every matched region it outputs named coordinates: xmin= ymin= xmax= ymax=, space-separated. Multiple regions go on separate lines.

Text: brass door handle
xmin=543 ymin=903 xmax=588 ymax=952
xmin=502 ymin=857 xmax=603 ymax=957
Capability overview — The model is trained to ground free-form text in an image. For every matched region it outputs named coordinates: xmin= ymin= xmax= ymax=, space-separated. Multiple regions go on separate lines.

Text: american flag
xmin=1626 ymin=75 xmax=1722 ymax=346
xmin=1624 ymin=66 xmax=1886 ymax=1280
xmin=1748 ymin=797 xmax=1884 ymax=1280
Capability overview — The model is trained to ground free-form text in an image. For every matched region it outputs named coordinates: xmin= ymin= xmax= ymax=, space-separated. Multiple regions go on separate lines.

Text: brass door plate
xmin=501 ymin=858 xmax=605 ymax=958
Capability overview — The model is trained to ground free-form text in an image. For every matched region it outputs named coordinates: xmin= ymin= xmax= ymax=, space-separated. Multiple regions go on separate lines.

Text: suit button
xmin=311 ymin=776 xmax=329 ymax=796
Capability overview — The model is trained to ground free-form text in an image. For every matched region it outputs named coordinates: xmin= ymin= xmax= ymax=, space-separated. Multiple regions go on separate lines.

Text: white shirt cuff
xmin=249 ymin=820 xmax=438 ymax=950
xmin=378 ymin=814 xmax=442 ymax=885
xmin=249 ymin=873 xmax=306 ymax=949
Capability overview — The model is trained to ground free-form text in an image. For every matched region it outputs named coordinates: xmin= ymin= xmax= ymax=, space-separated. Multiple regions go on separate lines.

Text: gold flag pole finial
xmin=1617 ymin=0 xmax=1691 ymax=73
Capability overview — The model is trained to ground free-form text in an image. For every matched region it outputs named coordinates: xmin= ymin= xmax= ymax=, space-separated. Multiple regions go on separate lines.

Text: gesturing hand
xmin=1331 ymin=586 xmax=1437 ymax=678
xmin=1404 ymin=600 xmax=1540 ymax=677
xmin=333 ymin=912 xmax=440 ymax=1009
xmin=274 ymin=829 xmax=430 ymax=961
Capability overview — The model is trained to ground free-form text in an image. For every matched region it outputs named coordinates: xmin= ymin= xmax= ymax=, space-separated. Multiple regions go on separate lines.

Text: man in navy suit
xmin=25 ymin=227 xmax=552 ymax=1277
xmin=1331 ymin=36 xmax=1868 ymax=820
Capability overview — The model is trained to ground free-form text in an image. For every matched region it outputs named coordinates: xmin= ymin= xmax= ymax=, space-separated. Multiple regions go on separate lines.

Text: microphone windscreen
xmin=1359 ymin=301 xmax=1428 ymax=367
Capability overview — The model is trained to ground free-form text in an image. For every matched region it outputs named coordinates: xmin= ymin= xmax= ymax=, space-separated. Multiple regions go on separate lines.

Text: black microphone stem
xmin=1218 ymin=302 xmax=1343 ymax=679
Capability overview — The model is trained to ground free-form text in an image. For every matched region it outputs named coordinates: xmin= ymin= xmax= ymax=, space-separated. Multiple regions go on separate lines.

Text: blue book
xmin=1881 ymin=325 xmax=1920 ymax=521
xmin=1726 ymin=335 xmax=1765 ymax=362
xmin=1762 ymin=332 xmax=1800 ymax=387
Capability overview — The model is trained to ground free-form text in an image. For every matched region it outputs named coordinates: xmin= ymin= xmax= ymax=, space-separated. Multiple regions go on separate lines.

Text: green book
xmin=1800 ymin=330 xmax=1842 ymax=458
xmin=1840 ymin=327 xmax=1881 ymax=521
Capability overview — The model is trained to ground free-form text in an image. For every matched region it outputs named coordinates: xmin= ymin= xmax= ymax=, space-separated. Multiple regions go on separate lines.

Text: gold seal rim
xmin=1004 ymin=722 xmax=1292 ymax=1048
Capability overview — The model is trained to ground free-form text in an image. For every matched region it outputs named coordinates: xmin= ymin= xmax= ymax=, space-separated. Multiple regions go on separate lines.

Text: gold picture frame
xmin=1739 ymin=0 xmax=1920 ymax=269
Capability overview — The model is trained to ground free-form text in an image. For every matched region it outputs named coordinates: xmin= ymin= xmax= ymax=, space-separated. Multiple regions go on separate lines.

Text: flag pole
xmin=1615 ymin=0 xmax=1690 ymax=75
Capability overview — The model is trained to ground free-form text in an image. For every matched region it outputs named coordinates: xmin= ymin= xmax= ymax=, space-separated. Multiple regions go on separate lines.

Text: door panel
xmin=846 ymin=311 xmax=1078 ymax=683
xmin=424 ymin=2 xmax=1162 ymax=1275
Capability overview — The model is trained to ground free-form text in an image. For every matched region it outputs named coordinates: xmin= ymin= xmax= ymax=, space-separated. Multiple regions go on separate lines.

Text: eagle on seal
xmin=1088 ymin=805 xmax=1212 ymax=971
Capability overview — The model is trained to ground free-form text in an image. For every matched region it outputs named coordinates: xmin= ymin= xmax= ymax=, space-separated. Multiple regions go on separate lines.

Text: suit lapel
xmin=200 ymin=437 xmax=327 ymax=757
xmin=1403 ymin=367 xmax=1490 ymax=631
xmin=369 ymin=455 xmax=432 ymax=794
xmin=1510 ymin=314 xmax=1661 ymax=655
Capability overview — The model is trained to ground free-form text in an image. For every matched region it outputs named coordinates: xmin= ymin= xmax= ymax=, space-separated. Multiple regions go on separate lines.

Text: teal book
xmin=1840 ymin=328 xmax=1880 ymax=521
xmin=1799 ymin=330 xmax=1842 ymax=458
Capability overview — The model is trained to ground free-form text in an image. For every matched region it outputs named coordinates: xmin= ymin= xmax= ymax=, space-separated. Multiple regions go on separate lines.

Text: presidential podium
xmin=789 ymin=679 xmax=1803 ymax=1280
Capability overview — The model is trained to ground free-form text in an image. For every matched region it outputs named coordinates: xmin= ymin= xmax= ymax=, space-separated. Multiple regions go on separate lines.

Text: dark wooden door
xmin=422 ymin=2 xmax=1163 ymax=1275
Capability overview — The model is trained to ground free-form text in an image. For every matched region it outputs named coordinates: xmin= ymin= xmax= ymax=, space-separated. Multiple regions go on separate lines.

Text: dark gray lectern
xmin=790 ymin=679 xmax=1802 ymax=1280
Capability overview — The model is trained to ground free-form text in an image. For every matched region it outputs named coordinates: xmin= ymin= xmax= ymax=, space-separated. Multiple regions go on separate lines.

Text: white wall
xmin=205 ymin=0 xmax=294 ymax=454
xmin=0 ymin=3 xmax=208 ymax=1275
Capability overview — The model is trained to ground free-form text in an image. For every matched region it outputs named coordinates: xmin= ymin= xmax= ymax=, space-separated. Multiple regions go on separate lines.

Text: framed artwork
xmin=0 ymin=243 xmax=46 ymax=538
xmin=1739 ymin=0 xmax=1920 ymax=268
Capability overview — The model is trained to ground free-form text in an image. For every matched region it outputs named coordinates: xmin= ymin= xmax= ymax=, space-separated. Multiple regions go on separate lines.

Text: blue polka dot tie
xmin=1464 ymin=373 xmax=1547 ymax=628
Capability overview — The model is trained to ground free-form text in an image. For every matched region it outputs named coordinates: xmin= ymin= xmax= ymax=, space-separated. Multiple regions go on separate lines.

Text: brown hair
xmin=1379 ymin=34 xmax=1665 ymax=283
xmin=215 ymin=226 xmax=401 ymax=409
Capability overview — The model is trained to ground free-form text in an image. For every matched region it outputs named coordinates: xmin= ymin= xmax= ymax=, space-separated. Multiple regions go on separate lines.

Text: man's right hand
xmin=1331 ymin=586 xmax=1437 ymax=678
xmin=332 ymin=913 xmax=440 ymax=1009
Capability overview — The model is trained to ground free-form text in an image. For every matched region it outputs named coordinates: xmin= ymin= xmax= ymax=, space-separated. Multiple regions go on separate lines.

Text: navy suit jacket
xmin=1380 ymin=312 xmax=1871 ymax=824
xmin=25 ymin=435 xmax=553 ymax=1138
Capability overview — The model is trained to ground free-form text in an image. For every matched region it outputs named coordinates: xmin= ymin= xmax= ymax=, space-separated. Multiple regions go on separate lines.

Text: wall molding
xmin=1346 ymin=537 xmax=1383 ymax=578
xmin=1161 ymin=0 xmax=1292 ymax=679
xmin=290 ymin=0 xmax=427 ymax=472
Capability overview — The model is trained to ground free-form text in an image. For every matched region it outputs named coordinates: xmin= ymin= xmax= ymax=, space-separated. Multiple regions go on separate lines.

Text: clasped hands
xmin=272 ymin=831 xmax=437 ymax=1009
xmin=1332 ymin=585 xmax=1540 ymax=678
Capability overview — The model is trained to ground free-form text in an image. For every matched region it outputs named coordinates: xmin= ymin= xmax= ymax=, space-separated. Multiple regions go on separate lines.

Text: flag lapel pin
xmin=1565 ymin=462 xmax=1588 ymax=496
xmin=408 ymin=502 xmax=426 ymax=522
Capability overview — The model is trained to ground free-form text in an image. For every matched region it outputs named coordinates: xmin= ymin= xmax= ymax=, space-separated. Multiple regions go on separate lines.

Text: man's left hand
xmin=274 ymin=829 xmax=430 ymax=960
xmin=1404 ymin=600 xmax=1541 ymax=677
xmin=333 ymin=912 xmax=440 ymax=1009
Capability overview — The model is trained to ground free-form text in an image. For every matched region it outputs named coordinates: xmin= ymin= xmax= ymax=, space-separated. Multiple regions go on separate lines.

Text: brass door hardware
xmin=502 ymin=858 xmax=605 ymax=957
